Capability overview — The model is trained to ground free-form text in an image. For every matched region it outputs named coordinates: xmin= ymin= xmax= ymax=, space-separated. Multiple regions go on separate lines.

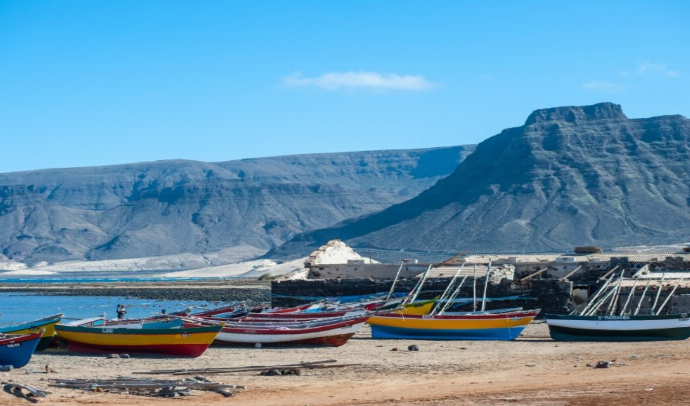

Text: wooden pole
xmin=408 ymin=264 xmax=432 ymax=304
xmin=520 ymin=267 xmax=549 ymax=282
xmin=481 ymin=261 xmax=492 ymax=311
xmin=576 ymin=273 xmax=615 ymax=315
xmin=436 ymin=251 xmax=469 ymax=266
xmin=437 ymin=274 xmax=469 ymax=315
xmin=620 ymin=279 xmax=639 ymax=315
xmin=656 ymin=277 xmax=684 ymax=315
xmin=633 ymin=279 xmax=652 ymax=316
xmin=472 ymin=264 xmax=477 ymax=312
xmin=607 ymin=271 xmax=625 ymax=316
xmin=433 ymin=263 xmax=466 ymax=315
xmin=559 ymin=265 xmax=583 ymax=282
xmin=585 ymin=287 xmax=617 ymax=316
xmin=600 ymin=265 xmax=620 ymax=280
xmin=385 ymin=261 xmax=405 ymax=301
xmin=650 ymin=273 xmax=666 ymax=315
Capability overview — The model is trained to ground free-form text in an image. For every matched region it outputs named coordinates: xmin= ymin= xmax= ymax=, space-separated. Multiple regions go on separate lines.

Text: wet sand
xmin=2 ymin=322 xmax=690 ymax=405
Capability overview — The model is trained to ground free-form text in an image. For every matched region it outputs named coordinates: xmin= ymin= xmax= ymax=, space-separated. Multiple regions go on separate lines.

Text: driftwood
xmin=2 ymin=381 xmax=51 ymax=398
xmin=133 ymin=359 xmax=360 ymax=376
xmin=49 ymin=377 xmax=243 ymax=398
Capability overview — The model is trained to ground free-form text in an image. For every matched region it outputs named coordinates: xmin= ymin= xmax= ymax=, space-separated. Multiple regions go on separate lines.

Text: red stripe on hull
xmin=66 ymin=342 xmax=212 ymax=357
xmin=214 ymin=333 xmax=356 ymax=347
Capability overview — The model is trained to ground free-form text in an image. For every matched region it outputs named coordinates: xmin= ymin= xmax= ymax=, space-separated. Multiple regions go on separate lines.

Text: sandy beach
xmin=2 ymin=322 xmax=689 ymax=405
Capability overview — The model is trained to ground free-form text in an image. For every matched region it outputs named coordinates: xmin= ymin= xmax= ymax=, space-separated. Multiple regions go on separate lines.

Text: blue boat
xmin=0 ymin=313 xmax=63 ymax=351
xmin=0 ymin=330 xmax=43 ymax=368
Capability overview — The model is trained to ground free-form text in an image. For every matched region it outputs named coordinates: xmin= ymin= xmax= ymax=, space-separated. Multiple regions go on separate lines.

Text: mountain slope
xmin=273 ymin=103 xmax=690 ymax=257
xmin=0 ymin=146 xmax=474 ymax=264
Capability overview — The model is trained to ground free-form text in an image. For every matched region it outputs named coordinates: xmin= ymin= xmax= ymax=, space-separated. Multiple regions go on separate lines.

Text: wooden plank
xmin=133 ymin=359 xmax=338 ymax=375
xmin=2 ymin=381 xmax=51 ymax=397
xmin=520 ymin=267 xmax=549 ymax=282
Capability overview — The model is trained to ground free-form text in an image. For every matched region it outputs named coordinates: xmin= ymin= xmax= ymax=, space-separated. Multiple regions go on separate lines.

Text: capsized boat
xmin=213 ymin=315 xmax=370 ymax=347
xmin=0 ymin=313 xmax=63 ymax=351
xmin=0 ymin=330 xmax=44 ymax=368
xmin=367 ymin=310 xmax=540 ymax=340
xmin=55 ymin=323 xmax=222 ymax=357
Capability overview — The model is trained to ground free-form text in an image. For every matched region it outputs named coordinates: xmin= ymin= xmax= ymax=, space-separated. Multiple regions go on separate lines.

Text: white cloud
xmin=282 ymin=71 xmax=436 ymax=92
xmin=582 ymin=81 xmax=626 ymax=93
xmin=637 ymin=62 xmax=679 ymax=78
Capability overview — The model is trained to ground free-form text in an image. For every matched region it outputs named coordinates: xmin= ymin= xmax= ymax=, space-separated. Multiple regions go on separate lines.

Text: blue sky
xmin=1 ymin=0 xmax=688 ymax=173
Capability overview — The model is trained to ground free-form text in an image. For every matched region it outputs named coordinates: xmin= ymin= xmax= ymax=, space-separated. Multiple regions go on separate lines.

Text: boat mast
xmin=584 ymin=285 xmax=617 ymax=316
xmin=386 ymin=261 xmax=405 ymax=301
xmin=434 ymin=263 xmax=466 ymax=313
xmin=436 ymin=274 xmax=470 ymax=315
xmin=655 ymin=277 xmax=684 ymax=315
xmin=407 ymin=264 xmax=432 ymax=304
xmin=481 ymin=261 xmax=492 ymax=312
xmin=606 ymin=271 xmax=625 ymax=316
xmin=577 ymin=273 xmax=616 ymax=316
xmin=633 ymin=279 xmax=652 ymax=316
xmin=649 ymin=273 xmax=666 ymax=315
xmin=472 ymin=264 xmax=477 ymax=312
xmin=620 ymin=279 xmax=639 ymax=315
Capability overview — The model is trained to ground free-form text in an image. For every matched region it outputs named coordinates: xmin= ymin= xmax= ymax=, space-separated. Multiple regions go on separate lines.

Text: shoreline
xmin=0 ymin=279 xmax=271 ymax=304
xmin=2 ymin=323 xmax=690 ymax=405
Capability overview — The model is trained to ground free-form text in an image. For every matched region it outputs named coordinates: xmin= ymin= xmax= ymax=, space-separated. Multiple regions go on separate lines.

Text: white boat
xmin=213 ymin=315 xmax=369 ymax=347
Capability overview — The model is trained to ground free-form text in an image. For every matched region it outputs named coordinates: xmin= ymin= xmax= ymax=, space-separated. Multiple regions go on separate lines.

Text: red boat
xmin=213 ymin=315 xmax=370 ymax=347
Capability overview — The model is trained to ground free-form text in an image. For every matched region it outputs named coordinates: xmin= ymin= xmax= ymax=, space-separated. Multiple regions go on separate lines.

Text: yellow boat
xmin=368 ymin=309 xmax=540 ymax=340
xmin=393 ymin=300 xmax=435 ymax=315
xmin=55 ymin=322 xmax=222 ymax=357
xmin=0 ymin=314 xmax=63 ymax=351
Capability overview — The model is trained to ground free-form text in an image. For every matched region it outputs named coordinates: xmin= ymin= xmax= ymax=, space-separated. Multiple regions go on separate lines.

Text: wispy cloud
xmin=637 ymin=61 xmax=679 ymax=78
xmin=282 ymin=71 xmax=436 ymax=92
xmin=582 ymin=80 xmax=626 ymax=93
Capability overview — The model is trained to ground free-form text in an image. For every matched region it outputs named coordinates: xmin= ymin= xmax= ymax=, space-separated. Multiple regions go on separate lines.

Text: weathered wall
xmin=271 ymin=278 xmax=571 ymax=315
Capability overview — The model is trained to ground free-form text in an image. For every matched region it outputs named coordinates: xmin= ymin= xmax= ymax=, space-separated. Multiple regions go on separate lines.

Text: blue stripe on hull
xmin=370 ymin=325 xmax=527 ymax=340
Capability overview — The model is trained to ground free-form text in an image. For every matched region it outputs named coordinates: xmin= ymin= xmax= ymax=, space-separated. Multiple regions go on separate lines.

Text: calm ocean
xmin=0 ymin=292 xmax=217 ymax=326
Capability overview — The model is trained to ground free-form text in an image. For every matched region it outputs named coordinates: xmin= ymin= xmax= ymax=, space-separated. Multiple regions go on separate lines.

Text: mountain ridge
xmin=271 ymin=103 xmax=690 ymax=259
xmin=0 ymin=146 xmax=475 ymax=264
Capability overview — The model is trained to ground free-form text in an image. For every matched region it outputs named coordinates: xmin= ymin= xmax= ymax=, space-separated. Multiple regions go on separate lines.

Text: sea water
xmin=0 ymin=292 xmax=217 ymax=326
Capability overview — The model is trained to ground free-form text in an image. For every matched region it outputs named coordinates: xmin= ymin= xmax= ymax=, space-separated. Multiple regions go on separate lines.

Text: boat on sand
xmin=55 ymin=323 xmax=222 ymax=357
xmin=0 ymin=330 xmax=44 ymax=367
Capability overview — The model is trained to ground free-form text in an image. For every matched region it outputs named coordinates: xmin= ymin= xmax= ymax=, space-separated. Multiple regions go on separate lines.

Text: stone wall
xmin=271 ymin=278 xmax=571 ymax=315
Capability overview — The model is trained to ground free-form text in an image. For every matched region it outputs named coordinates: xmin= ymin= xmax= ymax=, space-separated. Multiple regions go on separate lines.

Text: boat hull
xmin=0 ymin=331 xmax=43 ymax=368
xmin=55 ymin=325 xmax=221 ymax=357
xmin=0 ymin=314 xmax=63 ymax=351
xmin=545 ymin=314 xmax=690 ymax=341
xmin=214 ymin=317 xmax=368 ymax=347
xmin=367 ymin=310 xmax=539 ymax=340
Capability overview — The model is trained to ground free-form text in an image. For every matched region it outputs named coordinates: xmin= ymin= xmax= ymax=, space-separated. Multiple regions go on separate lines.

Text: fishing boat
xmin=367 ymin=310 xmax=540 ymax=340
xmin=0 ymin=330 xmax=44 ymax=368
xmin=369 ymin=261 xmax=540 ymax=340
xmin=0 ymin=313 xmax=63 ymax=351
xmin=213 ymin=315 xmax=370 ymax=347
xmin=546 ymin=271 xmax=690 ymax=341
xmin=55 ymin=323 xmax=222 ymax=357
xmin=545 ymin=313 xmax=690 ymax=341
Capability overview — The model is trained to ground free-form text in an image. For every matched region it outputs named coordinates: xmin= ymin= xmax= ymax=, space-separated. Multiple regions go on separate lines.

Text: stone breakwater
xmin=0 ymin=280 xmax=271 ymax=305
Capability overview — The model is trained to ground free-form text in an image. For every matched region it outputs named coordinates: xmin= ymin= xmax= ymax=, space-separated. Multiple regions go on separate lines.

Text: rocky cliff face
xmin=274 ymin=103 xmax=690 ymax=257
xmin=0 ymin=146 xmax=474 ymax=264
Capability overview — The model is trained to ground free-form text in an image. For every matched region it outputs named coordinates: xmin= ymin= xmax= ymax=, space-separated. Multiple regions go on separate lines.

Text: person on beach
xmin=116 ymin=304 xmax=127 ymax=319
